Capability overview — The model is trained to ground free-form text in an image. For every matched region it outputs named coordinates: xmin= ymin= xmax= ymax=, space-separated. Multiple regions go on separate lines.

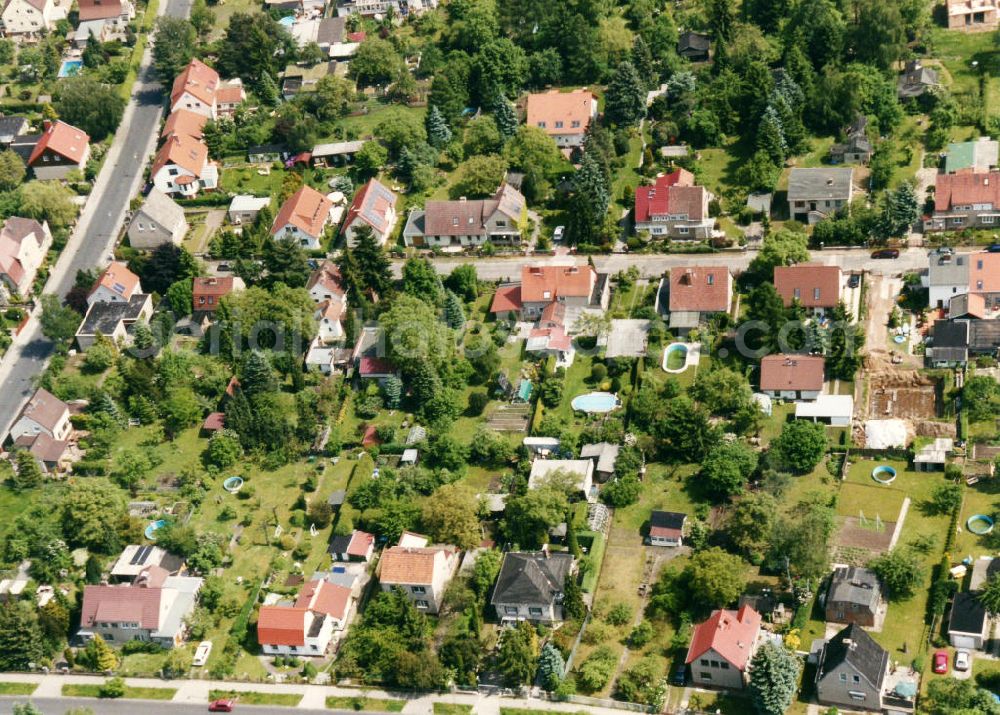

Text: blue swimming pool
xmin=58 ymin=60 xmax=83 ymax=78
xmin=571 ymin=391 xmax=619 ymax=414
xmin=144 ymin=519 xmax=166 ymax=540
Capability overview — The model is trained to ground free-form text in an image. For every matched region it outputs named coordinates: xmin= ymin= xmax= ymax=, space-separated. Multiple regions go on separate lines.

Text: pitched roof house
xmin=0 ymin=216 xmax=51 ymax=302
xmin=77 ymin=0 xmax=133 ymax=23
xmin=170 ymin=59 xmax=220 ymax=119
xmin=228 ymin=195 xmax=270 ymax=225
xmin=525 ymin=90 xmax=598 ymax=149
xmin=341 ymin=179 xmax=398 ymax=247
xmin=815 ymin=623 xmax=891 ymax=711
xmin=160 ymin=108 xmax=207 ymax=144
xmin=759 ymin=354 xmax=825 ymax=401
xmin=307 ymin=259 xmax=346 ymax=304
xmin=685 ymin=605 xmax=762 ymax=689
xmin=634 ymin=169 xmax=714 ymax=240
xmin=949 ymin=591 xmax=990 ymax=650
xmin=1 ymin=0 xmax=56 ymax=36
xmin=491 ymin=551 xmax=575 ymax=623
xmin=490 ymin=262 xmax=610 ymax=321
xmin=257 ymin=579 xmax=354 ymax=656
xmin=947 ymin=0 xmax=1000 ymax=29
xmin=528 ymin=458 xmax=594 ymax=501
xmin=110 ymin=544 xmax=185 ymax=583
xmin=12 ymin=431 xmax=71 ymax=474
xmin=774 ymin=264 xmax=843 ymax=312
xmin=787 ymin=168 xmax=854 ymax=224
xmin=403 ymin=183 xmax=526 ymax=248
xmin=648 ymin=510 xmax=687 ymax=547
xmin=825 ymin=566 xmax=884 ymax=629
xmin=328 ymin=530 xmax=375 ymax=562
xmin=667 ymin=266 xmax=732 ymax=331
xmin=88 ymin=261 xmax=142 ymax=307
xmin=27 ymin=120 xmax=90 ymax=181
xmin=127 ymin=189 xmax=188 ymax=250
xmin=677 ymin=31 xmax=710 ymax=61
xmin=150 ymin=133 xmax=218 ymax=197
xmin=272 ymin=186 xmax=334 ymax=250
xmin=192 ymin=276 xmax=244 ymax=315
xmin=9 ymin=387 xmax=71 ymax=443
xmin=378 ymin=542 xmax=458 ymax=614
xmin=898 ymin=60 xmax=939 ymax=98
xmin=76 ymin=293 xmax=153 ymax=350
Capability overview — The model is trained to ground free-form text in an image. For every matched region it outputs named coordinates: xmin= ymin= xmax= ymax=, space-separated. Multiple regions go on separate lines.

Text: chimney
xmin=42 ymin=119 xmax=51 ymax=132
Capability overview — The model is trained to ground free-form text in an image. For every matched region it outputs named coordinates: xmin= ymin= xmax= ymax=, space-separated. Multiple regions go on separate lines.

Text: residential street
xmin=0 ymin=0 xmax=191 ymax=442
xmin=0 ymin=697 xmax=347 ymax=714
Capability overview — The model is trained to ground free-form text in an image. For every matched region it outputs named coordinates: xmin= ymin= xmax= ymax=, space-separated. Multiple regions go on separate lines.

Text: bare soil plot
xmin=485 ymin=404 xmax=530 ymax=431
xmin=867 ymin=369 xmax=941 ymax=420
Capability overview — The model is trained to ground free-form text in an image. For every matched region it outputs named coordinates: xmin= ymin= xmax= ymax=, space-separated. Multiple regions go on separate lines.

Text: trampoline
xmin=223 ymin=476 xmax=244 ymax=494
xmin=967 ymin=514 xmax=995 ymax=535
xmin=871 ymin=465 xmax=897 ymax=484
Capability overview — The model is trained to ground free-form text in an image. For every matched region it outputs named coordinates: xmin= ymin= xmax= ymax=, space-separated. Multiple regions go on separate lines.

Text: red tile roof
xmin=216 ymin=83 xmax=245 ymax=106
xmin=970 ymin=251 xmax=1000 ymax=293
xmin=28 ymin=120 xmax=89 ymax=167
xmin=490 ymin=284 xmax=522 ymax=313
xmin=759 ymin=354 xmax=825 ymax=392
xmin=272 ymin=186 xmax=333 ymax=240
xmin=170 ymin=59 xmax=219 ymax=109
xmin=77 ymin=0 xmax=122 ymax=20
xmin=358 ymin=356 xmax=394 ymax=377
xmin=634 ymin=169 xmax=702 ymax=222
xmin=151 ymin=133 xmax=208 ymax=179
xmin=528 ymin=326 xmax=571 ymax=351
xmin=342 ymin=179 xmax=397 ymax=236
xmin=934 ymin=171 xmax=1000 ymax=212
xmin=361 ymin=424 xmax=381 ymax=447
xmin=91 ymin=261 xmax=140 ymax=301
xmin=526 ymin=90 xmax=596 ymax=137
xmin=685 ymin=605 xmax=761 ymax=671
xmin=81 ymin=584 xmax=163 ymax=630
xmin=257 ymin=606 xmax=306 ymax=646
xmin=668 ymin=266 xmax=731 ymax=313
xmin=347 ymin=530 xmax=374 ymax=557
xmin=193 ymin=276 xmax=238 ymax=298
xmin=520 ymin=264 xmax=595 ymax=303
xmin=774 ymin=264 xmax=842 ymax=309
xmin=379 ymin=546 xmax=443 ymax=586
xmin=295 ymin=580 xmax=351 ymax=620
xmin=201 ymin=412 xmax=225 ymax=432
xmin=161 ymin=109 xmax=207 ymax=143
xmin=307 ymin=260 xmax=345 ymax=298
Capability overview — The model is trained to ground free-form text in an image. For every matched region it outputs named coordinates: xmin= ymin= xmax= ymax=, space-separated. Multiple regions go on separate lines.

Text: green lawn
xmin=0 ymin=682 xmax=38 ymax=695
xmin=433 ymin=704 xmax=472 ymax=715
xmin=325 ymin=695 xmax=406 ymax=711
xmin=210 ymin=690 xmax=303 ymax=706
xmin=62 ymin=684 xmax=177 ymax=700
xmin=929 ymin=28 xmax=1000 ymax=115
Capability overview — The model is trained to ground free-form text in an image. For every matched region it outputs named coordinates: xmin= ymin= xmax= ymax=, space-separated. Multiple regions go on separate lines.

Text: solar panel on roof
xmin=130 ymin=544 xmax=153 ymax=565
xmin=113 ymin=282 xmax=127 ymax=295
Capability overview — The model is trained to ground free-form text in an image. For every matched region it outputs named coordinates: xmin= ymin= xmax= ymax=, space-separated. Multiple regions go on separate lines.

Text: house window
xmin=571 ymin=120 xmax=580 ymax=128
xmin=136 ymin=222 xmax=144 ymax=231
xmin=978 ymin=260 xmax=984 ymax=269
xmin=719 ymin=662 xmax=729 ymax=670
xmin=411 ymin=585 xmax=426 ymax=594
xmin=978 ymin=281 xmax=984 ymax=290
xmin=678 ymin=227 xmax=689 ymax=234
xmin=452 ymin=217 xmax=458 ymax=226
xmin=793 ymin=288 xmax=801 ymax=299
xmin=813 ymin=287 xmax=821 ymax=300
xmin=700 ymin=659 xmax=709 ymax=666
xmin=415 ymin=599 xmax=430 ymax=609
xmin=710 ymin=660 xmax=720 ymax=668
xmin=528 ymin=607 xmax=543 ymax=616
xmin=505 ymin=606 xmax=518 ymax=615
xmin=952 ymin=217 xmax=964 ymax=225
xmin=555 ymin=121 xmax=564 ymax=128
xmin=849 ymin=692 xmax=866 ymax=701
xmin=984 ymin=216 xmax=995 ymax=224
xmin=852 ymin=675 xmax=861 ymax=683
xmin=839 ymin=674 xmax=848 ymax=682
xmin=700 ymin=672 xmax=712 ymax=680
xmin=537 ymin=121 xmax=546 ymax=128
xmin=707 ymin=274 xmax=714 ymax=286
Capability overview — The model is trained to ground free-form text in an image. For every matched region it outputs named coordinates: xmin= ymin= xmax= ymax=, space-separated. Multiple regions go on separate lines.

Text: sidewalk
xmin=0 ymin=673 xmax=638 ymax=715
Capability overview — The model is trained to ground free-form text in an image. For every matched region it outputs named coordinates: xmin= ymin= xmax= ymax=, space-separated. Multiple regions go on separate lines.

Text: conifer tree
xmin=443 ymin=290 xmax=466 ymax=330
xmin=426 ymin=105 xmax=452 ymax=148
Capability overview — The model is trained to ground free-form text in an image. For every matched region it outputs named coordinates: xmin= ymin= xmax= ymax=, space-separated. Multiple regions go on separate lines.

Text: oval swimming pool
xmin=571 ymin=391 xmax=619 ymax=413
xmin=664 ymin=343 xmax=689 ymax=371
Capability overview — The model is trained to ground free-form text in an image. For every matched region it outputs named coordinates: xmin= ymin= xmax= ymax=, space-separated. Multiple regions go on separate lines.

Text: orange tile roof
xmin=295 ymin=580 xmax=351 ymax=620
xmin=970 ymin=251 xmax=1000 ymax=293
xmin=193 ymin=276 xmax=239 ymax=298
xmin=161 ymin=109 xmax=207 ymax=142
xmin=526 ymin=90 xmax=596 ymax=137
xmin=216 ymin=83 xmax=245 ymax=105
xmin=935 ymin=171 xmax=1000 ymax=211
xmin=774 ymin=264 xmax=842 ymax=309
xmin=91 ymin=261 xmax=140 ymax=300
xmin=379 ymin=546 xmax=441 ymax=585
xmin=273 ymin=186 xmax=333 ymax=240
xmin=77 ymin=0 xmax=122 ymax=20
xmin=170 ymin=59 xmax=219 ymax=109
xmin=668 ymin=266 xmax=732 ymax=313
xmin=520 ymin=264 xmax=595 ymax=303
xmin=81 ymin=584 xmax=162 ymax=630
xmin=759 ymin=354 xmax=825 ymax=392
xmin=257 ymin=606 xmax=307 ymax=646
xmin=490 ymin=284 xmax=522 ymax=313
xmin=151 ymin=133 xmax=208 ymax=179
xmin=28 ymin=120 xmax=89 ymax=167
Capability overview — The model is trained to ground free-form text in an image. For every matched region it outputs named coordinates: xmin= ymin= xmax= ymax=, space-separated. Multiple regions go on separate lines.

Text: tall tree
xmin=263 ymin=236 xmax=310 ymax=288
xmin=341 ymin=225 xmax=393 ymax=300
xmin=566 ymin=151 xmax=610 ymax=245
xmin=492 ymin=95 xmax=518 ymax=141
xmin=39 ymin=295 xmax=80 ymax=344
xmin=241 ymin=350 xmax=277 ymax=397
xmin=152 ymin=17 xmax=197 ymax=81
xmin=749 ymin=643 xmax=801 ymax=715
xmin=12 ymin=451 xmax=43 ymax=491
xmin=0 ymin=149 xmax=25 ymax=190
xmin=604 ymin=61 xmax=646 ymax=126
xmin=443 ymin=290 xmax=466 ymax=330
xmin=851 ymin=0 xmax=906 ymax=70
xmin=217 ymin=13 xmax=294 ymax=86
xmin=770 ymin=420 xmax=827 ymax=473
xmin=0 ymin=601 xmax=43 ymax=670
xmin=425 ymin=105 xmax=453 ymax=149
xmin=401 ymin=257 xmax=444 ymax=304
xmin=756 ymin=105 xmax=787 ymax=166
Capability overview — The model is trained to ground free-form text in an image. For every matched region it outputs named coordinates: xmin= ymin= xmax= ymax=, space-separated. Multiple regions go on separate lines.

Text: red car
xmin=208 ymin=699 xmax=235 ymax=712
xmin=933 ymin=650 xmax=948 ymax=674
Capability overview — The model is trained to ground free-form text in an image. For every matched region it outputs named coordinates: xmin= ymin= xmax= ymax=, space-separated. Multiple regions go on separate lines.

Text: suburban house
xmin=685 ymin=605 xmax=762 ymax=689
xmin=774 ymin=264 xmax=843 ymax=315
xmin=257 ymin=579 xmax=354 ymax=656
xmin=926 ymin=172 xmax=1000 ymax=231
xmin=648 ymin=510 xmax=687 ymax=547
xmin=76 ymin=0 xmax=133 ymax=30
xmin=928 ymin=319 xmax=972 ymax=366
xmin=786 ymin=168 xmax=853 ymax=224
xmin=0 ymin=216 xmax=51 ymax=303
xmin=402 ymin=183 xmax=527 ymax=248
xmin=914 ymin=437 xmax=954 ymax=471
xmin=87 ymin=261 xmax=142 ymax=306
xmin=272 ymin=186 xmax=334 ymax=250
xmin=945 ymin=137 xmax=999 ymax=173
xmin=926 ymin=252 xmax=973 ymax=308
xmin=228 ymin=195 xmax=270 ymax=225
xmin=923 ymin=249 xmax=1000 ymax=313
xmin=352 ymin=325 xmax=396 ymax=383
xmin=377 ymin=537 xmax=458 ymax=614
xmin=109 ymin=544 xmax=184 ymax=583
xmin=9 ymin=387 xmax=71 ymax=443
xmin=947 ymin=0 xmax=1000 ymax=29
xmin=525 ymin=90 xmax=598 ymax=149
xmin=77 ymin=568 xmax=203 ymax=649
xmin=814 ymin=624 xmax=891 ymax=711
xmin=528 ymin=458 xmax=594 ymax=501
xmin=160 ymin=108 xmax=206 ymax=144
xmin=633 ymin=169 xmax=714 ymax=240
xmin=315 ymin=299 xmax=345 ymax=344
xmin=898 ymin=60 xmax=939 ymax=98
xmin=12 ymin=431 xmax=71 ymax=473
xmin=525 ymin=303 xmax=575 ymax=367
xmin=311 ymin=140 xmax=366 ymax=167
xmin=0 ymin=115 xmax=28 ymax=149
xmin=75 ymin=293 xmax=153 ymax=349
xmin=150 ymin=133 xmax=218 ymax=197
xmin=795 ymin=395 xmax=854 ymax=427
xmin=580 ymin=442 xmax=619 ymax=482
xmin=830 ymin=116 xmax=873 ymax=165
xmin=759 ymin=354 xmax=825 ymax=401
xmin=341 ymin=179 xmax=398 ymax=248
xmin=307 ymin=260 xmax=346 ymax=305
xmin=328 ymin=530 xmax=375 ymax=562
xmin=192 ymin=276 xmax=244 ymax=315
xmin=825 ymin=566 xmax=884 ymax=629
xmin=676 ymin=31 xmax=710 ymax=61
xmin=1 ymin=0 xmax=56 ymax=37
xmin=949 ymin=591 xmax=989 ymax=650
xmin=215 ymin=79 xmax=245 ymax=117
xmin=490 ymin=262 xmax=610 ymax=321
xmin=27 ymin=120 xmax=90 ymax=180
xmin=127 ymin=189 xmax=187 ymax=250
xmin=170 ymin=59 xmax=219 ymax=119
xmin=666 ymin=266 xmax=732 ymax=333
xmin=490 ymin=551 xmax=575 ymax=624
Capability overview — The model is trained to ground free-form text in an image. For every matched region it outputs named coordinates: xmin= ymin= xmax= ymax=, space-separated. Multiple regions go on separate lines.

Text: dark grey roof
xmin=846 ymin=115 xmax=869 ymax=137
xmin=77 ymin=294 xmax=148 ymax=336
xmin=0 ymin=115 xmax=27 ymax=142
xmin=971 ymin=320 xmax=1000 ymax=352
xmin=787 ymin=168 xmax=853 ymax=201
xmin=491 ymin=551 xmax=573 ymax=606
xmin=327 ymin=490 xmax=346 ymax=506
xmin=650 ymin=511 xmax=687 ymax=531
xmin=950 ymin=591 xmax=988 ymax=636
xmin=933 ymin=320 xmax=970 ymax=349
xmin=248 ymin=144 xmax=286 ymax=155
xmin=678 ymin=31 xmax=710 ymax=52
xmin=827 ymin=566 xmax=881 ymax=613
xmin=328 ymin=533 xmax=351 ymax=554
xmin=316 ymin=16 xmax=345 ymax=45
xmin=931 ymin=347 xmax=969 ymax=363
xmin=819 ymin=623 xmax=888 ymax=689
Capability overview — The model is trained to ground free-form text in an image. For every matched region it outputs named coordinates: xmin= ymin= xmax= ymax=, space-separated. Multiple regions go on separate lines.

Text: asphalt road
xmin=0 ymin=0 xmax=191 ymax=442
xmin=0 ymin=696 xmax=364 ymax=714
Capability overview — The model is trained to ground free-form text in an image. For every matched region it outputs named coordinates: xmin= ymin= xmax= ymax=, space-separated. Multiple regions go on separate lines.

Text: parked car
xmin=988 ymin=244 xmax=1000 ymax=253
xmin=193 ymin=641 xmax=212 ymax=667
xmin=933 ymin=650 xmax=948 ymax=674
xmin=871 ymin=248 xmax=900 ymax=259
xmin=216 ymin=263 xmax=231 ymax=272
xmin=955 ymin=650 xmax=971 ymax=671
xmin=208 ymin=699 xmax=235 ymax=712
xmin=848 ymin=274 xmax=861 ymax=288
xmin=553 ymin=226 xmax=565 ymax=241
xmin=671 ymin=664 xmax=687 ymax=686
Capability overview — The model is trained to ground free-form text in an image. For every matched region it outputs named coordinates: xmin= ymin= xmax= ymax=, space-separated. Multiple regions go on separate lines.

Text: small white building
xmin=795 ymin=395 xmax=854 ymax=427
xmin=528 ymin=459 xmax=594 ymax=501
xmin=228 ymin=195 xmax=271 ymax=226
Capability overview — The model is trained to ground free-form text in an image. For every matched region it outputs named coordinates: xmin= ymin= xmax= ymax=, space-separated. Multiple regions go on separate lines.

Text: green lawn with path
xmin=62 ymin=684 xmax=176 ymax=700
xmin=210 ymin=689 xmax=303 ymax=706
xmin=0 ymin=682 xmax=37 ymax=695
xmin=326 ymin=695 xmax=406 ymax=711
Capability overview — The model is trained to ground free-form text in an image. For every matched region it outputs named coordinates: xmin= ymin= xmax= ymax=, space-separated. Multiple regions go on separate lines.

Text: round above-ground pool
xmin=871 ymin=465 xmax=897 ymax=484
xmin=893 ymin=334 xmax=906 ymax=344
xmin=571 ymin=391 xmax=620 ymax=414
xmin=222 ymin=476 xmax=244 ymax=494
xmin=144 ymin=519 xmax=166 ymax=540
xmin=663 ymin=343 xmax=689 ymax=372
xmin=968 ymin=514 xmax=995 ymax=535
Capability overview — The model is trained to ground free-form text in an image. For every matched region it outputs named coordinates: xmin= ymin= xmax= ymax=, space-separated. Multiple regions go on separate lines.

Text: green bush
xmin=99 ymin=677 xmax=126 ymax=698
